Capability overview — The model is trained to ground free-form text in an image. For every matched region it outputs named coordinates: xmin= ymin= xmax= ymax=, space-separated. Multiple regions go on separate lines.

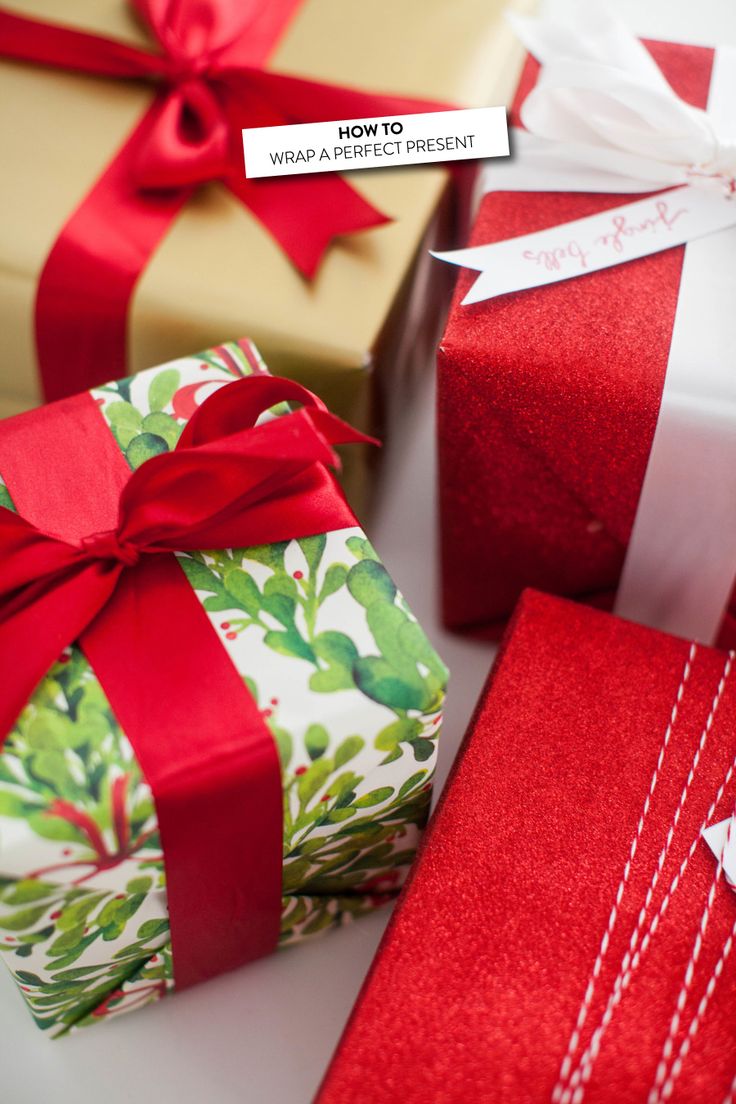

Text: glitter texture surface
xmin=436 ymin=42 xmax=736 ymax=646
xmin=316 ymin=591 xmax=736 ymax=1103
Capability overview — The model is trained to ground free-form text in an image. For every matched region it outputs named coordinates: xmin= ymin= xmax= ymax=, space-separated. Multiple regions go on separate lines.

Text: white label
xmin=242 ymin=107 xmax=509 ymax=179
xmin=703 ymin=818 xmax=736 ymax=888
xmin=434 ymin=186 xmax=736 ymax=305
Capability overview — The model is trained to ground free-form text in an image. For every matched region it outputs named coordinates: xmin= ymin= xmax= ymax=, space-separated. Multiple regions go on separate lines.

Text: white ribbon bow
xmin=433 ymin=4 xmax=736 ymax=306
xmin=492 ymin=3 xmax=736 ymax=195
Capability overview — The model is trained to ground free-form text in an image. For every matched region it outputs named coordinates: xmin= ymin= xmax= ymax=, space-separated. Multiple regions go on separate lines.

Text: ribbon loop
xmin=136 ymin=79 xmax=229 ymax=189
xmin=474 ymin=4 xmax=736 ymax=197
xmin=178 ymin=373 xmax=327 ymax=446
xmin=135 ymin=0 xmax=257 ymax=62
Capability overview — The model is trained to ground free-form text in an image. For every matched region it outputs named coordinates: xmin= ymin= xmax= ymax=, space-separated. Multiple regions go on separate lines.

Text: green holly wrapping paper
xmin=0 ymin=340 xmax=447 ymax=1035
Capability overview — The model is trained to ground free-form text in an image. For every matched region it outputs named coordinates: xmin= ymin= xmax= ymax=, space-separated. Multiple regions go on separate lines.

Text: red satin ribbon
xmin=0 ymin=0 xmax=451 ymax=400
xmin=0 ymin=373 xmax=371 ymax=986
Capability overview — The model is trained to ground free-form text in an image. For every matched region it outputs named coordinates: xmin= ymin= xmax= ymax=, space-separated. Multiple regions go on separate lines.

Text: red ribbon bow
xmin=0 ymin=370 xmax=373 ymax=987
xmin=0 ymin=1 xmax=451 ymax=400
xmin=0 ymin=374 xmax=368 ymax=738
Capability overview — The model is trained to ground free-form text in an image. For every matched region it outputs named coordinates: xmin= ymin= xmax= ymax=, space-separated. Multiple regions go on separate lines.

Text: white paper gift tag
xmin=433 ymin=185 xmax=736 ymax=304
xmin=702 ymin=817 xmax=736 ymax=888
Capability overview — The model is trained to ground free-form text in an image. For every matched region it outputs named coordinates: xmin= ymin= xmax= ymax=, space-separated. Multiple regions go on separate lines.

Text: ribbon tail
xmin=430 ymin=244 xmax=496 ymax=305
xmin=224 ymin=69 xmax=453 ymax=276
xmin=507 ymin=5 xmax=672 ymax=87
xmin=225 ymin=171 xmax=389 ymax=279
xmin=177 ymin=372 xmax=369 ymax=446
xmin=35 ymin=99 xmax=192 ymax=401
xmin=0 ymin=562 xmax=121 ymax=741
xmin=307 ymin=407 xmax=380 ymax=449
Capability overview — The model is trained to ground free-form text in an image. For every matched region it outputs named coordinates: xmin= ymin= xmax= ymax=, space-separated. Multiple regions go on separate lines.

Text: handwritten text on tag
xmin=433 ymin=186 xmax=736 ymax=305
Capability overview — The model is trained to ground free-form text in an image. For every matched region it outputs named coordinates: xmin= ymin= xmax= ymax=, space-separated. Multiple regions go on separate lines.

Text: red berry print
xmin=220 ymin=622 xmax=231 ymax=630
xmin=62 ymin=848 xmax=72 ymax=857
xmin=50 ymin=910 xmax=61 ymax=920
xmin=294 ymin=766 xmax=307 ymax=776
xmin=270 ymin=697 xmax=278 ymax=706
xmin=320 ymin=794 xmax=331 ymax=802
xmin=261 ymin=708 xmax=273 ymax=719
xmin=293 ymin=570 xmax=303 ymax=580
xmin=226 ymin=631 xmax=237 ymax=641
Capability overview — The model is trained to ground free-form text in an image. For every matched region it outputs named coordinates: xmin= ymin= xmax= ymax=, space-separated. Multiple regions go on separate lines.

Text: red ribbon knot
xmin=164 ymin=54 xmax=212 ymax=83
xmin=79 ymin=530 xmax=141 ymax=568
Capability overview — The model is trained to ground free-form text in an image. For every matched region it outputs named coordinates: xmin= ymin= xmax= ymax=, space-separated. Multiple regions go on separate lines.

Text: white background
xmin=2 ymin=1 xmax=734 ymax=1100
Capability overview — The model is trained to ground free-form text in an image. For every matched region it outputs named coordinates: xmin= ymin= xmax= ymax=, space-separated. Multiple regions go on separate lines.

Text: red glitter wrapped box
xmin=437 ymin=37 xmax=736 ymax=646
xmin=316 ymin=591 xmax=736 ymax=1103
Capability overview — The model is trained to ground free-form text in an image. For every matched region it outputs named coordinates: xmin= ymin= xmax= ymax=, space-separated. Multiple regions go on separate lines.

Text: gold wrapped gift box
xmin=0 ymin=0 xmax=529 ymax=508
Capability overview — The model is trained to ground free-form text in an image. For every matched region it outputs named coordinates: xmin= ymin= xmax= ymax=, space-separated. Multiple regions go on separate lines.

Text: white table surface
xmin=2 ymin=1 xmax=735 ymax=1099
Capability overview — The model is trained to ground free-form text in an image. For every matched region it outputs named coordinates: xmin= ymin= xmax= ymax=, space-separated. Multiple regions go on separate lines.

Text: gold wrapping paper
xmin=0 ymin=0 xmax=530 ymax=508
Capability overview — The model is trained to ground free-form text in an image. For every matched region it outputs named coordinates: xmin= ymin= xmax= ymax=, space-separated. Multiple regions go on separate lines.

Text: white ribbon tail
xmin=614 ymin=49 xmax=736 ymax=644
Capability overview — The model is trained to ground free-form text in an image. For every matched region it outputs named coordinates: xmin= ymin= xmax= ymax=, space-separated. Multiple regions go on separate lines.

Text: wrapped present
xmin=0 ymin=338 xmax=447 ymax=1036
xmin=316 ymin=591 xmax=736 ymax=1103
xmin=0 ymin=0 xmax=530 ymax=513
xmin=436 ymin=6 xmax=736 ymax=645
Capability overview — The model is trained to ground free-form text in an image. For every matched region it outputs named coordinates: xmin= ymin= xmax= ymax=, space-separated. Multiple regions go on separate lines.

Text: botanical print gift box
xmin=316 ymin=592 xmax=736 ymax=1103
xmin=0 ymin=0 xmax=529 ymax=513
xmin=437 ymin=7 xmax=736 ymax=646
xmin=0 ymin=338 xmax=447 ymax=1035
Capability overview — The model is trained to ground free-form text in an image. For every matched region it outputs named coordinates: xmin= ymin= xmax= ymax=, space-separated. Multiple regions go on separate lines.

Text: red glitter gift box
xmin=316 ymin=591 xmax=736 ymax=1103
xmin=437 ymin=38 xmax=736 ymax=646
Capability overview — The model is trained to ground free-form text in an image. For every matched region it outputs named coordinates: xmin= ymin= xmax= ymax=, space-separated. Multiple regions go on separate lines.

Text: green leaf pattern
xmin=0 ymin=342 xmax=447 ymax=1035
